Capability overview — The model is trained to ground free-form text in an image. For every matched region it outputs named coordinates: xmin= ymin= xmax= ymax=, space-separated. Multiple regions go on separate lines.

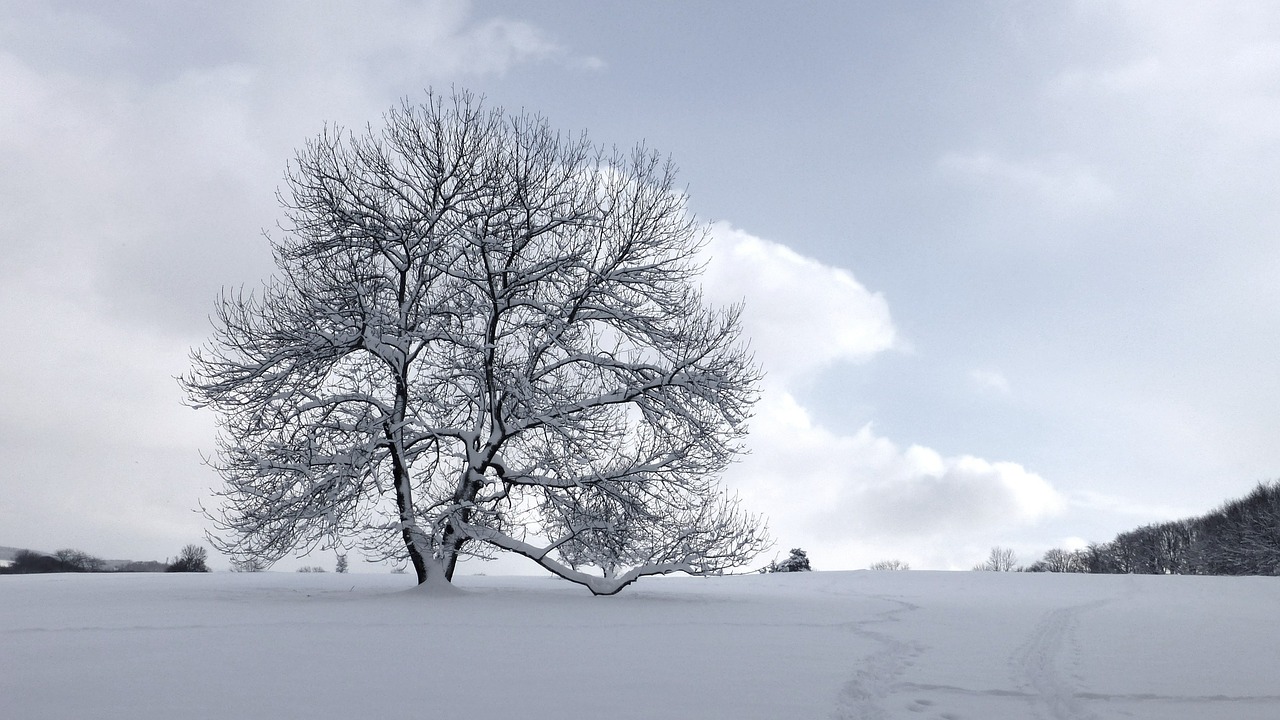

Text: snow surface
xmin=2 ymin=571 xmax=1278 ymax=719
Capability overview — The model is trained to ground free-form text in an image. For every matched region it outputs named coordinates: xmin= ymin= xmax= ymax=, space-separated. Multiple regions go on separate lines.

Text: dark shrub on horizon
xmin=166 ymin=544 xmax=211 ymax=573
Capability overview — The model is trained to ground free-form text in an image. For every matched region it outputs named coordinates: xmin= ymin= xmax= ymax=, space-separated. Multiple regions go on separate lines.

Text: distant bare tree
xmin=335 ymin=553 xmax=348 ymax=574
xmin=1025 ymin=548 xmax=1087 ymax=573
xmin=1153 ymin=521 xmax=1197 ymax=574
xmin=54 ymin=549 xmax=105 ymax=572
xmin=184 ymin=89 xmax=768 ymax=595
xmin=869 ymin=559 xmax=910 ymax=571
xmin=973 ymin=546 xmax=1017 ymax=572
xmin=167 ymin=544 xmax=210 ymax=573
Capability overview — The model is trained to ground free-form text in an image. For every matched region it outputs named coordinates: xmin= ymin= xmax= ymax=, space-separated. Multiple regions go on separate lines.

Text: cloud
xmin=0 ymin=248 xmax=217 ymax=560
xmin=971 ymin=368 xmax=1012 ymax=395
xmin=725 ymin=392 xmax=1064 ymax=551
xmin=1047 ymin=4 xmax=1280 ymax=156
xmin=695 ymin=226 xmax=1064 ymax=568
xmin=0 ymin=2 xmax=597 ymax=561
xmin=700 ymin=222 xmax=897 ymax=385
xmin=0 ymin=256 xmax=203 ymax=447
xmin=937 ymin=151 xmax=1115 ymax=213
xmin=1070 ymin=489 xmax=1196 ymax=523
xmin=0 ymin=1 xmax=610 ymax=339
xmin=246 ymin=1 xmax=595 ymax=87
xmin=1059 ymin=536 xmax=1091 ymax=552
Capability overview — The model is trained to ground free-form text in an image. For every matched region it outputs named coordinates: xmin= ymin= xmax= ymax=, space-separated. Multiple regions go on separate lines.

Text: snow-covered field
xmin=3 ymin=571 xmax=1277 ymax=719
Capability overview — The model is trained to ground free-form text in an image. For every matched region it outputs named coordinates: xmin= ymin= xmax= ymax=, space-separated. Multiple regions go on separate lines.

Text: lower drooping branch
xmin=458 ymin=523 xmax=693 ymax=596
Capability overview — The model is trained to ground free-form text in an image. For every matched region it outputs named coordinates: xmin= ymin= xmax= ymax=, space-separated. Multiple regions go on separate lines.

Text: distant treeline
xmin=0 ymin=545 xmax=208 ymax=574
xmin=1030 ymin=480 xmax=1280 ymax=575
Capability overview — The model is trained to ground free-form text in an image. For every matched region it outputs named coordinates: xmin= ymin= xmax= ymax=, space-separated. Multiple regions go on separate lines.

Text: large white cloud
xmin=698 ymin=224 xmax=1065 ymax=569
xmin=701 ymin=222 xmax=897 ymax=384
xmin=726 ymin=391 xmax=1065 ymax=569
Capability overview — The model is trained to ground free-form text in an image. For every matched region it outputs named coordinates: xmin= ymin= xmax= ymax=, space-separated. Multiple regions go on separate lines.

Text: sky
xmin=3 ymin=1 xmax=1280 ymax=571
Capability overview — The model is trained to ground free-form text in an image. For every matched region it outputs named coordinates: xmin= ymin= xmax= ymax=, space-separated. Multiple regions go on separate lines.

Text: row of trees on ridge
xmin=1027 ymin=481 xmax=1280 ymax=575
xmin=0 ymin=545 xmax=209 ymax=574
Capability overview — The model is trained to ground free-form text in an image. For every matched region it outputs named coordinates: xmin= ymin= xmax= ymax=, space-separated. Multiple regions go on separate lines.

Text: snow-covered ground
xmin=2 ymin=571 xmax=1277 ymax=719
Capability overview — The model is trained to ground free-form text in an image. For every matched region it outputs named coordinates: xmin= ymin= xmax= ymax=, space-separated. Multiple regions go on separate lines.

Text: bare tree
xmin=1025 ymin=547 xmax=1087 ymax=573
xmin=869 ymin=559 xmax=910 ymax=571
xmin=973 ymin=546 xmax=1018 ymax=572
xmin=54 ymin=548 xmax=105 ymax=572
xmin=167 ymin=544 xmax=210 ymax=573
xmin=184 ymin=89 xmax=768 ymax=595
xmin=1190 ymin=481 xmax=1280 ymax=576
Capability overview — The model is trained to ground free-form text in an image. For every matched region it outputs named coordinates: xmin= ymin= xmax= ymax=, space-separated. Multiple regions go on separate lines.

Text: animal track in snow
xmin=831 ymin=595 xmax=921 ymax=720
xmin=1012 ymin=599 xmax=1109 ymax=720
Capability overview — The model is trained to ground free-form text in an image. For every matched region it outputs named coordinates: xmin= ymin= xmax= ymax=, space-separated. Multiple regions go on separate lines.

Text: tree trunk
xmin=443 ymin=538 xmax=462 ymax=581
xmin=387 ymin=417 xmax=428 ymax=584
xmin=402 ymin=526 xmax=428 ymax=584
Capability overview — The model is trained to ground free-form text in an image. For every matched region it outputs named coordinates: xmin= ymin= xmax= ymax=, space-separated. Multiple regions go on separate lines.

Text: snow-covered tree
xmin=184 ymin=89 xmax=768 ymax=595
xmin=1189 ymin=481 xmax=1280 ymax=575
xmin=763 ymin=548 xmax=812 ymax=573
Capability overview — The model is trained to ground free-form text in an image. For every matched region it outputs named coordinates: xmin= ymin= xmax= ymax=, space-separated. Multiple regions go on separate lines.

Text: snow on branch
xmin=184 ymin=88 xmax=768 ymax=590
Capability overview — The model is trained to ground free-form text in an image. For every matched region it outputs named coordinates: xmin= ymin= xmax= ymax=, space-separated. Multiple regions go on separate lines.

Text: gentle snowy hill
xmin=0 ymin=545 xmax=32 ymax=561
xmin=0 ymin=545 xmax=34 ymax=569
xmin=2 ymin=571 xmax=1278 ymax=719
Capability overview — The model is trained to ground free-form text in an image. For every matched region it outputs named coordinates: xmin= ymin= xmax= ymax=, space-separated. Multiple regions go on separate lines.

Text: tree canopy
xmin=185 ymin=90 xmax=768 ymax=594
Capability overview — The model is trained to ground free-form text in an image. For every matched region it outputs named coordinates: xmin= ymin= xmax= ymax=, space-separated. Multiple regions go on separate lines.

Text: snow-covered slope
xmin=2 ymin=571 xmax=1277 ymax=719
xmin=0 ymin=545 xmax=31 ymax=561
